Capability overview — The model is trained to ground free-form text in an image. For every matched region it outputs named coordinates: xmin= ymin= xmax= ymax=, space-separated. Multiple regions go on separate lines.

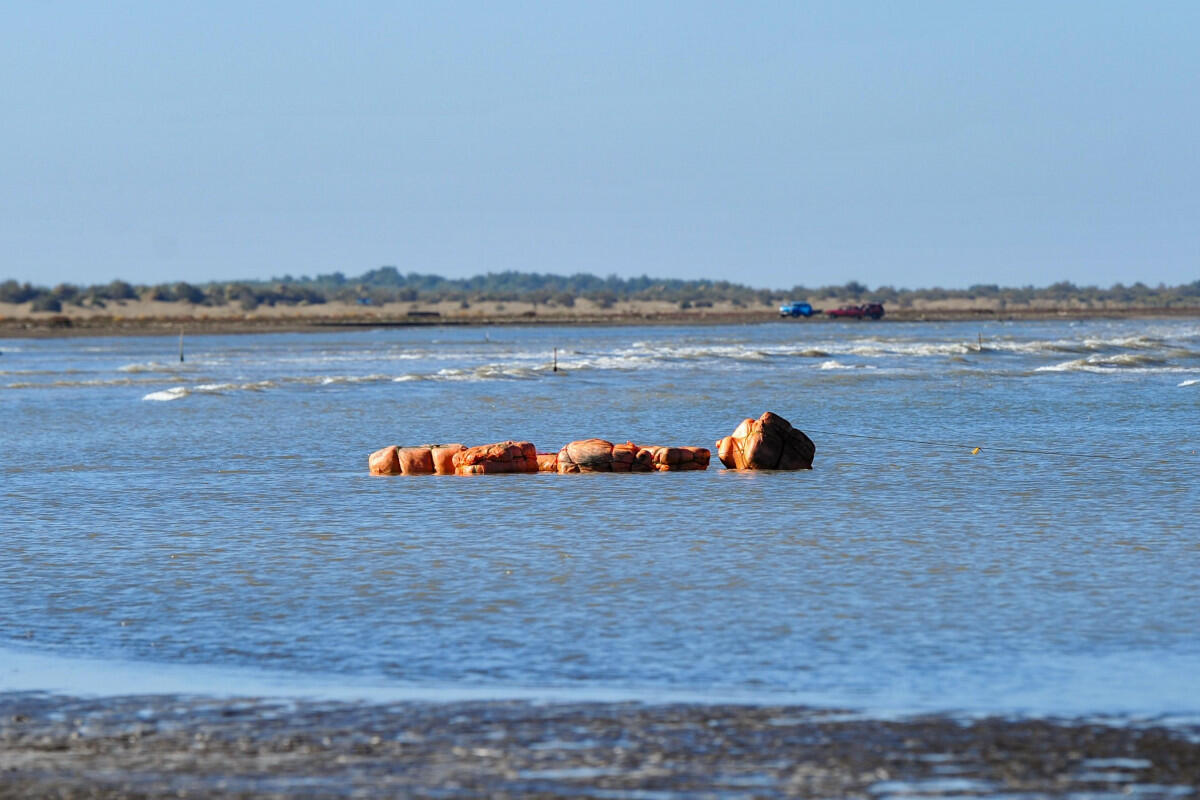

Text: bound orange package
xmin=715 ymin=411 xmax=814 ymax=470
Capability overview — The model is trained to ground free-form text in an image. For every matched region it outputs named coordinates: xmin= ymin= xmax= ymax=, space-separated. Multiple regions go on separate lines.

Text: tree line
xmin=3 ymin=268 xmax=1199 ymax=312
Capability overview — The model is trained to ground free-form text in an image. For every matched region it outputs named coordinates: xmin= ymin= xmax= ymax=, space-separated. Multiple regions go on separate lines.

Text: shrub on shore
xmin=4 ymin=271 xmax=1200 ymax=312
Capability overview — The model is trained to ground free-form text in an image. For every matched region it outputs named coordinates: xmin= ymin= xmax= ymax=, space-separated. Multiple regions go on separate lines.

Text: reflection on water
xmin=1 ymin=319 xmax=1198 ymax=714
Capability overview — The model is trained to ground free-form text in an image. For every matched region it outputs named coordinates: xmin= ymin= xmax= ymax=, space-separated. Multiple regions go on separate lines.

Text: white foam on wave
xmin=847 ymin=341 xmax=975 ymax=358
xmin=562 ymin=354 xmax=660 ymax=371
xmin=118 ymin=361 xmax=177 ymax=373
xmin=1036 ymin=360 xmax=1194 ymax=374
xmin=141 ymin=380 xmax=276 ymax=401
xmin=1037 ymin=353 xmax=1170 ymax=371
xmin=1179 ymin=379 xmax=1199 ymax=387
xmin=401 ymin=364 xmax=543 ymax=382
xmin=284 ymin=350 xmax=426 ymax=362
xmin=1105 ymin=353 xmax=1166 ymax=366
xmin=143 ymin=386 xmax=190 ymax=401
xmin=991 ymin=339 xmax=1087 ymax=355
xmin=388 ymin=362 xmax=568 ymax=383
xmin=389 ymin=368 xmax=536 ymax=384
xmin=612 ymin=343 xmax=770 ymax=363
xmin=1083 ymin=334 xmax=1164 ymax=350
xmin=818 ymin=360 xmax=876 ymax=371
xmin=992 ymin=333 xmax=1172 ymax=356
xmin=316 ymin=373 xmax=392 ymax=386
xmin=469 ymin=364 xmax=541 ymax=380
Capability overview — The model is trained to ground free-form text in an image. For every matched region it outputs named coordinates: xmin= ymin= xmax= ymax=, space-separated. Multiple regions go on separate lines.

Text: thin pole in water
xmin=179 ymin=329 xmax=184 ymax=363
xmin=553 ymin=347 xmax=558 ymax=372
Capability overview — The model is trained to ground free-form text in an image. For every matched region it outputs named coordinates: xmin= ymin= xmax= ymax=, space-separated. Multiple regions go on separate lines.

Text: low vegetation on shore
xmin=4 ymin=268 xmax=1200 ymax=314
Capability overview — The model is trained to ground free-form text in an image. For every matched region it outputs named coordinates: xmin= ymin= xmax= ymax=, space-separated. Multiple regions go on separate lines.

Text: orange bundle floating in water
xmin=368 ymin=444 xmax=465 ymax=475
xmin=556 ymin=438 xmax=617 ymax=473
xmin=368 ymin=445 xmax=402 ymax=475
xmin=368 ymin=422 xmax=807 ymax=476
xmin=715 ymin=411 xmax=815 ymax=470
xmin=395 ymin=447 xmax=434 ymax=475
xmin=368 ymin=446 xmax=430 ymax=475
xmin=556 ymin=439 xmax=709 ymax=473
xmin=639 ymin=445 xmax=711 ymax=471
xmin=453 ymin=441 xmax=539 ymax=475
xmin=611 ymin=441 xmax=653 ymax=473
xmin=426 ymin=444 xmax=466 ymax=475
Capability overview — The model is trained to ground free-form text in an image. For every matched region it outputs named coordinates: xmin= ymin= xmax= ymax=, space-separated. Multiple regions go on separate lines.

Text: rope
xmin=799 ymin=428 xmax=1124 ymax=461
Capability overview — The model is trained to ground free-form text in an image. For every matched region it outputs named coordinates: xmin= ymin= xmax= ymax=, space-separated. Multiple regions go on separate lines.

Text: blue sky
xmin=2 ymin=1 xmax=1197 ymax=289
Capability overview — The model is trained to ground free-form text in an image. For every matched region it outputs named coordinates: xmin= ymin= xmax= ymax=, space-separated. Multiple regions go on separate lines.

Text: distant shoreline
xmin=2 ymin=300 xmax=1198 ymax=338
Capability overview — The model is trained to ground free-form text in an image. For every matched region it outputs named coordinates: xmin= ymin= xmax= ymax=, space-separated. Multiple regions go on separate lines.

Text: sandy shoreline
xmin=2 ymin=693 xmax=1198 ymax=798
xmin=3 ymin=298 xmax=1199 ymax=338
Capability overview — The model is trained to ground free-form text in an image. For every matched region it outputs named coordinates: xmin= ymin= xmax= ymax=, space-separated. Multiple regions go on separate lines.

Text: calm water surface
xmin=2 ymin=319 xmax=1198 ymax=715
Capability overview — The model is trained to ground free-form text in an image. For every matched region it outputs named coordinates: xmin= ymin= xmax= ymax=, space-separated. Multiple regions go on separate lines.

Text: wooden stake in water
xmin=553 ymin=347 xmax=558 ymax=372
xmin=179 ymin=329 xmax=184 ymax=363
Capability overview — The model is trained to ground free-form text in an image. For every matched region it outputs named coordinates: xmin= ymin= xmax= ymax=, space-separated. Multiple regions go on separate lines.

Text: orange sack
xmin=453 ymin=440 xmax=538 ymax=475
xmin=611 ymin=441 xmax=651 ymax=473
xmin=396 ymin=446 xmax=435 ymax=475
xmin=423 ymin=443 xmax=465 ymax=475
xmin=557 ymin=438 xmax=616 ymax=473
xmin=556 ymin=440 xmax=709 ymax=473
xmin=716 ymin=411 xmax=815 ymax=470
xmin=368 ymin=445 xmax=402 ymax=476
xmin=638 ymin=445 xmax=711 ymax=471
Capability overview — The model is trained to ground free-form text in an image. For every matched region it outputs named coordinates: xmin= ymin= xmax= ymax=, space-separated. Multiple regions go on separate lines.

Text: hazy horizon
xmin=3 ymin=2 xmax=1197 ymax=290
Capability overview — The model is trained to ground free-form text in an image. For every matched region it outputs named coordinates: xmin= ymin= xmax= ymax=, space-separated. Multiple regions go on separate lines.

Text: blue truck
xmin=779 ymin=301 xmax=816 ymax=318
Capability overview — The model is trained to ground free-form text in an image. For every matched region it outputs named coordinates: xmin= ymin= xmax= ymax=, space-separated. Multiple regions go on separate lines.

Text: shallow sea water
xmin=2 ymin=318 xmax=1198 ymax=715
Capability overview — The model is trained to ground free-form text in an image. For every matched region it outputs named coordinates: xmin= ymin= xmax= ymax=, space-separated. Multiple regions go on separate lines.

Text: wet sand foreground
xmin=2 ymin=695 xmax=1198 ymax=798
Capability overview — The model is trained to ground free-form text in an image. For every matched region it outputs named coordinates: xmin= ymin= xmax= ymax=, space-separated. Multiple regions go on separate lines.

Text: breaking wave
xmin=1034 ymin=350 xmax=1178 ymax=372
xmin=9 ymin=320 xmax=1199 ymax=400
xmin=1035 ymin=359 xmax=1192 ymax=374
xmin=989 ymin=334 xmax=1175 ymax=355
xmin=8 ymin=376 xmax=166 ymax=389
xmin=847 ymin=341 xmax=975 ymax=357
xmin=142 ymin=381 xmax=276 ymax=401
xmin=818 ymin=360 xmax=876 ymax=370
xmin=409 ymin=365 xmax=544 ymax=382
xmin=610 ymin=343 xmax=777 ymax=363
xmin=143 ymin=387 xmax=190 ymax=402
xmin=118 ymin=361 xmax=181 ymax=373
xmin=316 ymin=373 xmax=392 ymax=386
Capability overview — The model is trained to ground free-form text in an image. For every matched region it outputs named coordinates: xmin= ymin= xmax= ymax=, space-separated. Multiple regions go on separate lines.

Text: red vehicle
xmin=826 ymin=303 xmax=885 ymax=320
